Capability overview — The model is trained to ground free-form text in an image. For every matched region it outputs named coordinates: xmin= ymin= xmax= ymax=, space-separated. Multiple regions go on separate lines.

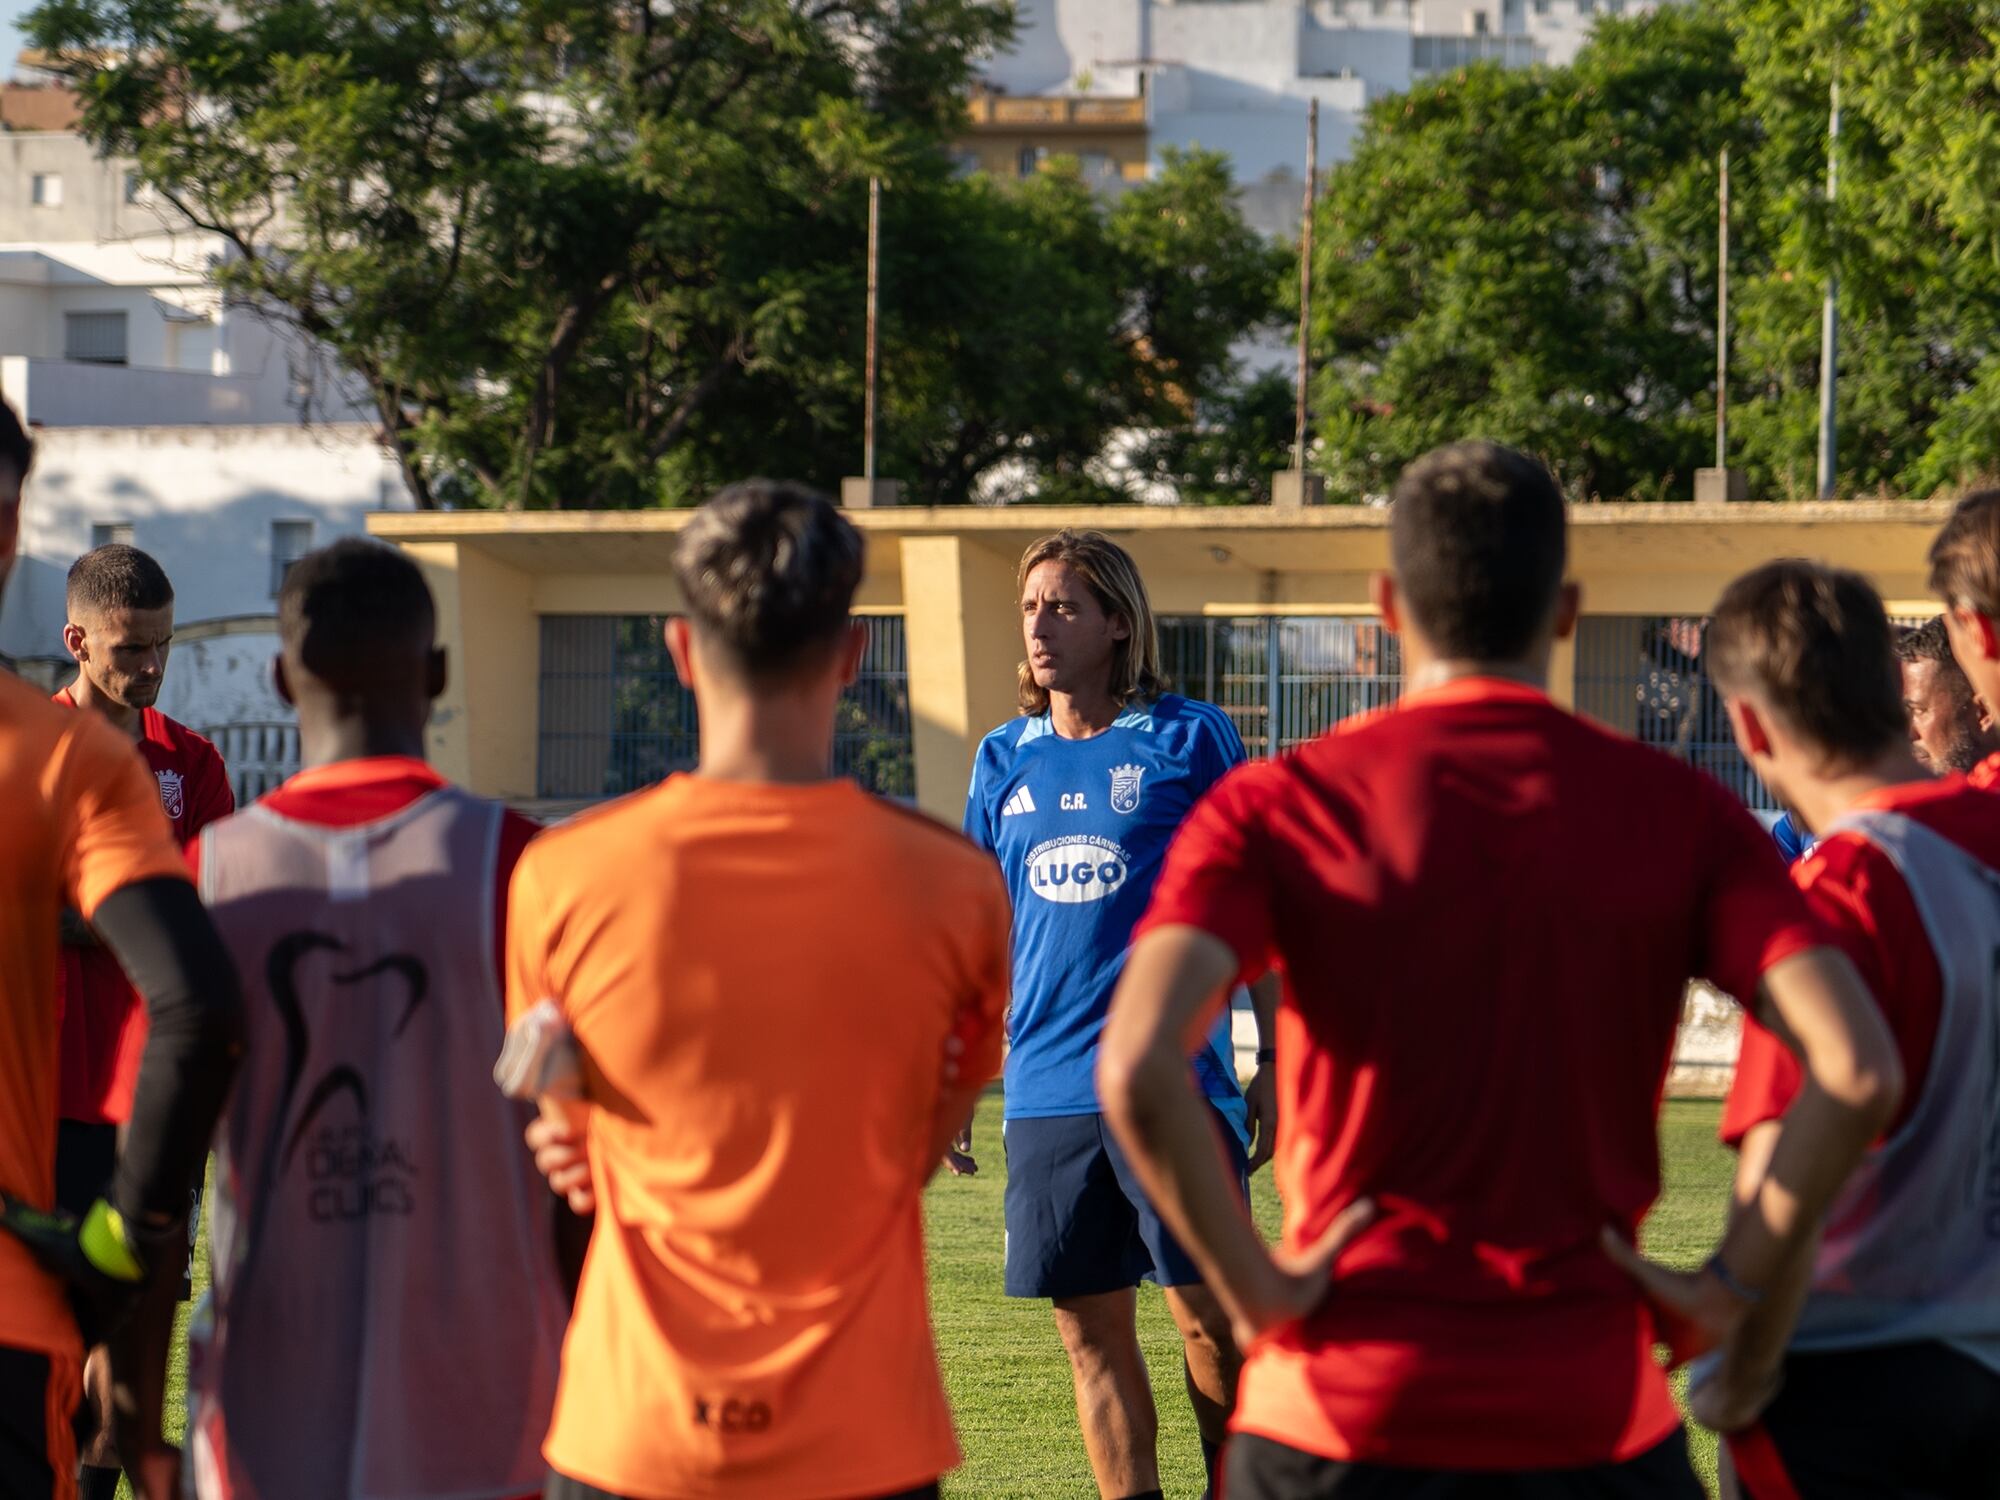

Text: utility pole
xmin=1696 ymin=146 xmax=1748 ymax=502
xmin=1817 ymin=79 xmax=1839 ymax=499
xmin=864 ymin=174 xmax=881 ymax=483
xmin=842 ymin=176 xmax=901 ymax=506
xmin=1274 ymin=100 xmax=1325 ymax=507
xmin=1294 ymin=98 xmax=1317 ymax=471
xmin=1716 ymin=144 xmax=1729 ymax=470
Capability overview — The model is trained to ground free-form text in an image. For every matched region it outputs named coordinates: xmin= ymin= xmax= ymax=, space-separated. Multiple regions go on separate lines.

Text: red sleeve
xmin=189 ymin=741 xmax=236 ymax=837
xmin=493 ymin=810 xmax=542 ymax=1006
xmin=1136 ymin=765 xmax=1278 ymax=982
xmin=1718 ymin=833 xmax=1940 ymax=1146
xmin=1694 ymin=773 xmax=1825 ymax=1005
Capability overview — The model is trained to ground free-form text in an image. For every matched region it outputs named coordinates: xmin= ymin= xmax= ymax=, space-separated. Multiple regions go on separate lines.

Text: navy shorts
xmin=1003 ymin=1107 xmax=1249 ymax=1300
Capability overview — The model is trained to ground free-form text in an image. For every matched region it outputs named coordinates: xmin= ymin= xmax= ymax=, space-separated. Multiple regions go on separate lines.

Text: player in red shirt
xmin=1702 ymin=560 xmax=2000 ymax=1496
xmin=1097 ymin=441 xmax=1902 ymax=1497
xmin=53 ymin=545 xmax=234 ymax=1500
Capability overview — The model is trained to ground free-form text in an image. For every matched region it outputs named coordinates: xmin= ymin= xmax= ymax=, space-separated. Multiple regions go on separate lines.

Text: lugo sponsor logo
xmin=1026 ymin=835 xmax=1131 ymax=904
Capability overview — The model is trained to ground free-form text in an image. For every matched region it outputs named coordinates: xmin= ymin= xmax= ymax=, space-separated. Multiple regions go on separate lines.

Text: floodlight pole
xmin=864 ymin=175 xmax=882 ymax=483
xmin=1716 ymin=145 xmax=1729 ymax=469
xmin=1816 ymin=80 xmax=1839 ymax=499
xmin=1294 ymin=98 xmax=1317 ymax=471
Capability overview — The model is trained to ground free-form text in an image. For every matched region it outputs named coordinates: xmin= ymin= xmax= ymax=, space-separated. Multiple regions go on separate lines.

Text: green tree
xmin=1307 ymin=5 xmax=1753 ymax=501
xmin=32 ymin=4 xmax=1284 ymax=506
xmin=30 ymin=0 xmax=1011 ymax=508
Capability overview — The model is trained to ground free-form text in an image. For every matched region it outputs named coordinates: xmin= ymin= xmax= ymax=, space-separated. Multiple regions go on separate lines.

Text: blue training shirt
xmin=964 ymin=693 xmax=1249 ymax=1139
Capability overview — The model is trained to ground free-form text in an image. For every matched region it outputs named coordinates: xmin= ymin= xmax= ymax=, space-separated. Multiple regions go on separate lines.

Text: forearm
xmin=1102 ymin=1037 xmax=1275 ymax=1328
xmin=107 ymin=1256 xmax=178 ymax=1464
xmin=1714 ymin=1122 xmax=1814 ymax=1389
xmin=1249 ymin=972 xmax=1280 ymax=1052
xmin=923 ymin=1079 xmax=987 ymax=1185
xmin=94 ymin=878 xmax=245 ymax=1229
xmin=1716 ymin=1076 xmax=1878 ymax=1292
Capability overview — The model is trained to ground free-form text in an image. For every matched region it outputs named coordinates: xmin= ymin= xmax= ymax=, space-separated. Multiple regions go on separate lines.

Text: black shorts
xmin=1223 ymin=1430 xmax=1703 ymax=1499
xmin=1003 ymin=1107 xmax=1249 ymax=1299
xmin=52 ymin=1121 xmax=116 ymax=1219
xmin=1730 ymin=1341 xmax=2000 ymax=1499
xmin=543 ymin=1474 xmax=939 ymax=1500
xmin=0 ymin=1344 xmax=79 ymax=1500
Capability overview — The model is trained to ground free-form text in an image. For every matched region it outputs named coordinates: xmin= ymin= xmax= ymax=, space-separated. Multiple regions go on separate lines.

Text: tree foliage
xmin=30 ymin=0 xmax=1282 ymax=506
xmin=1306 ymin=0 xmax=2000 ymax=501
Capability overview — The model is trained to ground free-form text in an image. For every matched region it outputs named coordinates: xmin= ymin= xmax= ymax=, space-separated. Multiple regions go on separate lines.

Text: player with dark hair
xmin=0 ymin=397 xmax=243 ymax=1500
xmin=153 ymin=537 xmax=565 ymax=1500
xmin=1100 ymin=440 xmax=1901 ymax=1498
xmin=1696 ymin=559 xmax=2000 ymax=1495
xmin=1895 ymin=615 xmax=1998 ymax=775
xmin=52 ymin=544 xmax=232 ymax=1500
xmin=961 ymin=528 xmax=1278 ymax=1500
xmin=510 ymin=480 xmax=1009 ymax=1500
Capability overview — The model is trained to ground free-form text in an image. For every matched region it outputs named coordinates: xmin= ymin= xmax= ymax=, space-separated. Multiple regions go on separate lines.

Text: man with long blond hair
xmin=962 ymin=529 xmax=1278 ymax=1500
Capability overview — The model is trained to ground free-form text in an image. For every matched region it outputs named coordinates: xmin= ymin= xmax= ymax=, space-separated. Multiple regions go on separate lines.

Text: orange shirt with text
xmin=0 ymin=672 xmax=191 ymax=1358
xmin=506 ymin=775 xmax=1009 ymax=1500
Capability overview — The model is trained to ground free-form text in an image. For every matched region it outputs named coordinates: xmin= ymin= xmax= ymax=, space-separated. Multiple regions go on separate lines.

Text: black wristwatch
xmin=1255 ymin=1047 xmax=1277 ymax=1064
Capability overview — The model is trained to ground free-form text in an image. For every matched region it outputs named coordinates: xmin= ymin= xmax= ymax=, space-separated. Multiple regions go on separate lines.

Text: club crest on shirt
xmin=156 ymin=768 xmax=185 ymax=822
xmin=1109 ymin=763 xmax=1144 ymax=815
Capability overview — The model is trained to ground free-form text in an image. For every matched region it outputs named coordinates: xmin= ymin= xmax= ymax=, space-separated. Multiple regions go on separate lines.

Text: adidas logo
xmin=1001 ymin=787 xmax=1037 ymax=817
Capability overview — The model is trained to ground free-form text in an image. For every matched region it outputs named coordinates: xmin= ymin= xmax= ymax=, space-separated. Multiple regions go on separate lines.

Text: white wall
xmin=0 ymin=424 xmax=413 ymax=682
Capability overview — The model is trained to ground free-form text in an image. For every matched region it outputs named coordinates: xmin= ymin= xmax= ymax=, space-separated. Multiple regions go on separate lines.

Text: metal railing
xmin=537 ymin=615 xmax=913 ymax=800
xmin=1160 ymin=616 xmax=1404 ymax=756
xmin=201 ymin=720 xmax=300 ymax=805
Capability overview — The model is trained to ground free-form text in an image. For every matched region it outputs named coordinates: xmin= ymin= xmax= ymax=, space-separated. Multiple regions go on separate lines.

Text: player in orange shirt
xmin=0 ymin=397 xmax=243 ymax=1500
xmin=507 ymin=480 xmax=1010 ymax=1500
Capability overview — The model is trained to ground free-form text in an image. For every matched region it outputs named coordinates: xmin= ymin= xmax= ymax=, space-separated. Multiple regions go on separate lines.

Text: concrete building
xmin=963 ymin=0 xmax=1662 ymax=234
xmin=0 ymin=125 xmax=408 ymax=795
xmin=368 ymin=498 xmax=1949 ymax=820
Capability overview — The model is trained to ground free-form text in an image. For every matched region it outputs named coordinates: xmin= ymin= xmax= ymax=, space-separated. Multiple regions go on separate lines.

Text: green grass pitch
xmin=144 ymin=1097 xmax=1732 ymax=1499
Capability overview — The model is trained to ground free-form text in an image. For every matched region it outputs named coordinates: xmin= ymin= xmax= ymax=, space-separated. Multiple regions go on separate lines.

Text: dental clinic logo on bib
xmin=1026 ymin=835 xmax=1131 ymax=904
xmin=1109 ymin=763 xmax=1144 ymax=815
xmin=155 ymin=769 xmax=185 ymax=821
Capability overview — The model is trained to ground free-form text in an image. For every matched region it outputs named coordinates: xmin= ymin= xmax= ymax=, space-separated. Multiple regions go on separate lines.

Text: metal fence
xmin=1573 ymin=614 xmax=1933 ymax=812
xmin=537 ymin=615 xmax=913 ymax=800
xmin=1160 ymin=616 xmax=1403 ymax=755
xmin=201 ymin=720 xmax=300 ymax=805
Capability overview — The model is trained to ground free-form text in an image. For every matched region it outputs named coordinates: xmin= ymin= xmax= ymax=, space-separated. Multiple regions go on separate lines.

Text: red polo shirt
xmin=54 ymin=690 xmax=234 ymax=1124
xmin=1139 ymin=677 xmax=1823 ymax=1469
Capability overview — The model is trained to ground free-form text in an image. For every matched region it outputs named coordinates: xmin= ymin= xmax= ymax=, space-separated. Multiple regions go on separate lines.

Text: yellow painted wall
xmin=370 ymin=501 xmax=1956 ymax=811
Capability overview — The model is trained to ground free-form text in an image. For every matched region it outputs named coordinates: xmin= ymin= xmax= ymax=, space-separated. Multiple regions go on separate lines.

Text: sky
xmin=1 ymin=0 xmax=31 ymax=76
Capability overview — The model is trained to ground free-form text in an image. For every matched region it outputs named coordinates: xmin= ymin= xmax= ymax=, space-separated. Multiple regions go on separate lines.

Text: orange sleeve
xmin=504 ymin=843 xmax=554 ymax=1029
xmin=50 ymin=712 xmax=190 ymax=920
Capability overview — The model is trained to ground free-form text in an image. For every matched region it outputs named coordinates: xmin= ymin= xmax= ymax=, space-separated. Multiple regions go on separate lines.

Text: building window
xmin=90 ymin=522 xmax=135 ymax=551
xmin=31 ymin=173 xmax=63 ymax=207
xmin=122 ymin=170 xmax=143 ymax=204
xmin=1017 ymin=145 xmax=1044 ymax=178
xmin=64 ymin=311 xmax=129 ymax=366
xmin=270 ymin=520 xmax=314 ymax=596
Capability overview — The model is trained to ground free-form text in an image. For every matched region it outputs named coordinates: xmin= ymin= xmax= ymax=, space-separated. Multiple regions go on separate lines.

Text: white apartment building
xmin=0 ymin=121 xmax=410 ymax=796
xmin=972 ymin=0 xmax=1660 ymax=235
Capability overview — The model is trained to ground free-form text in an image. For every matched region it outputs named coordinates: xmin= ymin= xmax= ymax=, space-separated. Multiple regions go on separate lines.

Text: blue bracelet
xmin=1705 ymin=1252 xmax=1765 ymax=1305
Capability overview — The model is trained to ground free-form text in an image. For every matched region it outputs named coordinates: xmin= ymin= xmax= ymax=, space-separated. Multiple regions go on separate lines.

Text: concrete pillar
xmin=842 ymin=477 xmax=904 ymax=509
xmin=1271 ymin=471 xmax=1327 ymax=508
xmin=900 ymin=534 xmax=1022 ymax=821
xmin=1694 ymin=468 xmax=1749 ymax=503
xmin=399 ymin=540 xmax=539 ymax=799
